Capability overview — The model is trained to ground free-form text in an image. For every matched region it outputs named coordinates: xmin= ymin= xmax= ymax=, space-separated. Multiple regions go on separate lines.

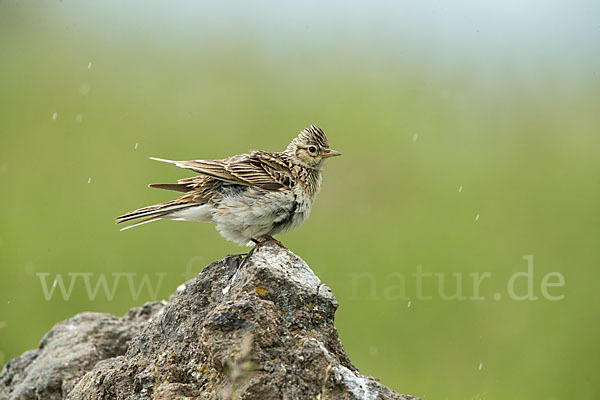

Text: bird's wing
xmin=150 ymin=151 xmax=292 ymax=191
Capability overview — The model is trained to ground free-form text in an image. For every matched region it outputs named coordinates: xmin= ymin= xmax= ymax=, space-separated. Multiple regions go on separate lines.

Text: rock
xmin=1 ymin=242 xmax=419 ymax=400
xmin=0 ymin=302 xmax=165 ymax=400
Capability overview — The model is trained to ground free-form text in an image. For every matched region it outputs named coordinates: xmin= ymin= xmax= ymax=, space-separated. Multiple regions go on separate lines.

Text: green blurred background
xmin=1 ymin=1 xmax=599 ymax=399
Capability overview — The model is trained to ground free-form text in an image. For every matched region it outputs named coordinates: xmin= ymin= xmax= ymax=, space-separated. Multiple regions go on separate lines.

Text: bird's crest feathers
xmin=286 ymin=124 xmax=330 ymax=154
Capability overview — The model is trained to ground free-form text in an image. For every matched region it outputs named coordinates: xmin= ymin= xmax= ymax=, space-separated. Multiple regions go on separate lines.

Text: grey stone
xmin=1 ymin=243 xmax=420 ymax=400
xmin=0 ymin=303 xmax=165 ymax=400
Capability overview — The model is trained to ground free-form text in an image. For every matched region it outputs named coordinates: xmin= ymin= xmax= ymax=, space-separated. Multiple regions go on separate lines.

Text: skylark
xmin=116 ymin=125 xmax=341 ymax=246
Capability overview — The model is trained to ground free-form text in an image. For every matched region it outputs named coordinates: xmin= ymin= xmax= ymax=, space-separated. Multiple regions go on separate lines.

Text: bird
xmin=115 ymin=125 xmax=341 ymax=246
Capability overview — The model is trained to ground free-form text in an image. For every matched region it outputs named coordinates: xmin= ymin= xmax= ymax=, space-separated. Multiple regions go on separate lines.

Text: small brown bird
xmin=116 ymin=125 xmax=341 ymax=245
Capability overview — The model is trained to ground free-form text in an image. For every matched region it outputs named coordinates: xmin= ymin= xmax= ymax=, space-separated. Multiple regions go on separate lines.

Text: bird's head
xmin=285 ymin=125 xmax=342 ymax=169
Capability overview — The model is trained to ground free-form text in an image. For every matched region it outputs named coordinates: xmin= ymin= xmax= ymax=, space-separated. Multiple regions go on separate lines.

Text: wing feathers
xmin=119 ymin=151 xmax=293 ymax=231
xmin=149 ymin=152 xmax=292 ymax=191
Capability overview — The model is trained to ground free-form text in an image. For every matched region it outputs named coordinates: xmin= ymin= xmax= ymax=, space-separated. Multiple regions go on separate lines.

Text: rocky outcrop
xmin=1 ymin=242 xmax=419 ymax=400
xmin=0 ymin=303 xmax=165 ymax=400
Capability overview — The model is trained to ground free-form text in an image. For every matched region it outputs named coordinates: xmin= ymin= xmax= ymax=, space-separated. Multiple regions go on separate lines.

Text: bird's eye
xmin=308 ymin=146 xmax=317 ymax=154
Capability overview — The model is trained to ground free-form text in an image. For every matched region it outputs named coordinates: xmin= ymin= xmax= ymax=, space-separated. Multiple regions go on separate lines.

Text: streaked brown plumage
xmin=116 ymin=125 xmax=341 ymax=245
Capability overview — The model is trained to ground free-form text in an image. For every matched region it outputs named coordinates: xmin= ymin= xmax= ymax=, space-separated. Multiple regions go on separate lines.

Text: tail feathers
xmin=116 ymin=202 xmax=194 ymax=229
xmin=119 ymin=215 xmax=164 ymax=231
xmin=148 ymin=183 xmax=193 ymax=193
xmin=149 ymin=157 xmax=177 ymax=165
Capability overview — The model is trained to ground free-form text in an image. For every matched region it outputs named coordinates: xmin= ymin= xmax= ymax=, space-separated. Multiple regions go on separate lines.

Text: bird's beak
xmin=319 ymin=150 xmax=342 ymax=158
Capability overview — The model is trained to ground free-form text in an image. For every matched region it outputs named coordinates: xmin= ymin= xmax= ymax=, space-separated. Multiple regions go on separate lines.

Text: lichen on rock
xmin=1 ymin=242 xmax=419 ymax=400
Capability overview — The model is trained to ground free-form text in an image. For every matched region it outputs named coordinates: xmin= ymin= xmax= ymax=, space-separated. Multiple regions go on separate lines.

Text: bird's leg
xmin=239 ymin=238 xmax=261 ymax=268
xmin=261 ymin=235 xmax=287 ymax=249
xmin=239 ymin=238 xmax=261 ymax=257
xmin=240 ymin=236 xmax=285 ymax=270
xmin=238 ymin=248 xmax=253 ymax=270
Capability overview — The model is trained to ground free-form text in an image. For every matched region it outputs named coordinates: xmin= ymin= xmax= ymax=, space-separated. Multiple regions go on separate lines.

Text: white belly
xmin=167 ymin=187 xmax=313 ymax=246
xmin=213 ymin=188 xmax=309 ymax=245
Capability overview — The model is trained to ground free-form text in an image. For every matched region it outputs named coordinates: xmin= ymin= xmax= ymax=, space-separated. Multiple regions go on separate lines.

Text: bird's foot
xmin=250 ymin=236 xmax=286 ymax=249
xmin=260 ymin=235 xmax=287 ymax=249
xmin=240 ymin=236 xmax=286 ymax=268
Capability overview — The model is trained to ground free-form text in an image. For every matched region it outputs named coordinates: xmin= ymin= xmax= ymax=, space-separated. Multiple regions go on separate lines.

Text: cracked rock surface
xmin=1 ymin=242 xmax=419 ymax=400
